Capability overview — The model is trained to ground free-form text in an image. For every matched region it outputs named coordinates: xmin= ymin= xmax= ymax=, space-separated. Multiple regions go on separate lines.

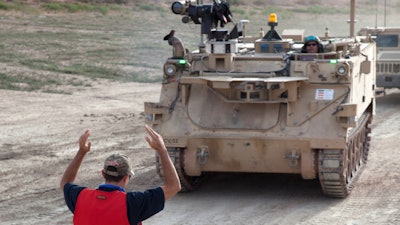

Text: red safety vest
xmin=73 ymin=189 xmax=131 ymax=225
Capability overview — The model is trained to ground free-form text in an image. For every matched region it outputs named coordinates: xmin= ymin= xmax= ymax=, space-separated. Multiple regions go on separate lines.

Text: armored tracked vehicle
xmin=145 ymin=0 xmax=376 ymax=198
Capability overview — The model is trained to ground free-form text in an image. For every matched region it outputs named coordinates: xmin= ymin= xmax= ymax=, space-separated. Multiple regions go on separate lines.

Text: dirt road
xmin=0 ymin=80 xmax=399 ymax=225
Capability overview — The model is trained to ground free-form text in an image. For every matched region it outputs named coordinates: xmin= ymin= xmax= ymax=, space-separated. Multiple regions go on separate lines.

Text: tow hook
xmin=197 ymin=146 xmax=209 ymax=166
xmin=285 ymin=150 xmax=300 ymax=168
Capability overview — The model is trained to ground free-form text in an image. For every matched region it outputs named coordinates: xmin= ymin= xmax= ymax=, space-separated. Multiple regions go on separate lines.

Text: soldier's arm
xmin=60 ymin=130 xmax=91 ymax=191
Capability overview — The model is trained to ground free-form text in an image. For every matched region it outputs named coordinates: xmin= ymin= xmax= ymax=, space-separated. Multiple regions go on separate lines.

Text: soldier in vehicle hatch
xmin=301 ymin=35 xmax=324 ymax=53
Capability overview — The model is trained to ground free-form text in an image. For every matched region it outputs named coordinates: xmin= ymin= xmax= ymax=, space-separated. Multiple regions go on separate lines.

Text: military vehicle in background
xmin=145 ymin=0 xmax=376 ymax=198
xmin=358 ymin=27 xmax=400 ymax=90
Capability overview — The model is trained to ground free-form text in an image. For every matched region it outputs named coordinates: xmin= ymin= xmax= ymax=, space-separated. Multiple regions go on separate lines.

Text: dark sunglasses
xmin=307 ymin=43 xmax=317 ymax=47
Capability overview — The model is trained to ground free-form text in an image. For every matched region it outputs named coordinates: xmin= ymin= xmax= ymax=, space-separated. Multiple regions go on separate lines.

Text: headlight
xmin=336 ymin=63 xmax=349 ymax=76
xmin=164 ymin=64 xmax=177 ymax=77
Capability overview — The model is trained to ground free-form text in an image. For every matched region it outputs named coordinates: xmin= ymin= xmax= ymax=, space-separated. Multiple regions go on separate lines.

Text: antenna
xmin=350 ymin=0 xmax=355 ymax=38
xmin=384 ymin=0 xmax=387 ymax=27
xmin=375 ymin=0 xmax=378 ymax=28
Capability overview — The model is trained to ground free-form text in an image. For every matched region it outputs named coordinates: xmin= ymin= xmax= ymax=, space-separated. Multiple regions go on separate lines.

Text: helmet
xmin=305 ymin=35 xmax=320 ymax=44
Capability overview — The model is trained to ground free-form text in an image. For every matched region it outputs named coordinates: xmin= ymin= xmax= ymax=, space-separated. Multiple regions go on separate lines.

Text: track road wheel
xmin=318 ymin=112 xmax=371 ymax=198
xmin=156 ymin=148 xmax=204 ymax=192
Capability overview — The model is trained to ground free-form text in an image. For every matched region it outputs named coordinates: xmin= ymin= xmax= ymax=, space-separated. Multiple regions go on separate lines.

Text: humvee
xmin=358 ymin=27 xmax=400 ymax=89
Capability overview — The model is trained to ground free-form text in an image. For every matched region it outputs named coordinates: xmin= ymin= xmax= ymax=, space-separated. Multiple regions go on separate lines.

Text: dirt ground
xmin=1 ymin=80 xmax=400 ymax=225
xmin=0 ymin=81 xmax=163 ymax=224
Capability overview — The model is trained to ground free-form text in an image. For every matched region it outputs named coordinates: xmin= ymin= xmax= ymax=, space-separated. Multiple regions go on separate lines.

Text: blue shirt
xmin=63 ymin=183 xmax=165 ymax=225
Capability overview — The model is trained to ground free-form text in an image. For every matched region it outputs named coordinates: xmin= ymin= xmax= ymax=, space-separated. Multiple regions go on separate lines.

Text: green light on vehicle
xmin=178 ymin=59 xmax=187 ymax=64
xmin=330 ymin=59 xmax=338 ymax=64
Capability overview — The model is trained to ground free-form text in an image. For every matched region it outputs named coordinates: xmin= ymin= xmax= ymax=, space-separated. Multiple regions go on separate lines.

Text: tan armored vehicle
xmin=145 ymin=0 xmax=376 ymax=198
xmin=358 ymin=27 xmax=400 ymax=89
